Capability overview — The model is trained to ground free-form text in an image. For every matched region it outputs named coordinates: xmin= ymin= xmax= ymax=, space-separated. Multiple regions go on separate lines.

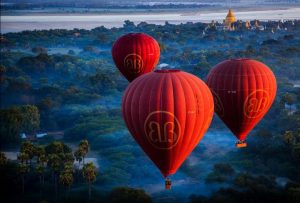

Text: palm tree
xmin=36 ymin=163 xmax=46 ymax=186
xmin=18 ymin=164 xmax=29 ymax=194
xmin=20 ymin=141 xmax=35 ymax=166
xmin=82 ymin=162 xmax=97 ymax=200
xmin=17 ymin=152 xmax=30 ymax=165
xmin=74 ymin=148 xmax=83 ymax=170
xmin=59 ymin=164 xmax=74 ymax=199
xmin=36 ymin=163 xmax=46 ymax=198
xmin=79 ymin=140 xmax=89 ymax=164
xmin=48 ymin=154 xmax=61 ymax=199
xmin=34 ymin=145 xmax=45 ymax=163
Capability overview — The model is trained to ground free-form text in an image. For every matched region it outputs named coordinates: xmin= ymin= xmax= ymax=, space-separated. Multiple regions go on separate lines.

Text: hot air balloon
xmin=122 ymin=69 xmax=214 ymax=189
xmin=112 ymin=33 xmax=160 ymax=82
xmin=206 ymin=59 xmax=277 ymax=148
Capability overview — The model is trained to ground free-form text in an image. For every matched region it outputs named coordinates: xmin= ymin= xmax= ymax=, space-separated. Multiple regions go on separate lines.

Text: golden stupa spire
xmin=225 ymin=9 xmax=236 ymax=24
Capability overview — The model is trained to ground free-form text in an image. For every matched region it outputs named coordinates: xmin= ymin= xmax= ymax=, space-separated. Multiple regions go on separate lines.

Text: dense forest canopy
xmin=0 ymin=19 xmax=300 ymax=202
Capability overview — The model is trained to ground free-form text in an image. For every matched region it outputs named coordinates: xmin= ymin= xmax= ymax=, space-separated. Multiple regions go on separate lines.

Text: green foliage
xmin=45 ymin=141 xmax=71 ymax=155
xmin=0 ymin=106 xmax=23 ymax=146
xmin=205 ymin=163 xmax=235 ymax=183
xmin=82 ymin=162 xmax=97 ymax=183
xmin=108 ymin=187 xmax=152 ymax=203
xmin=214 ymin=163 xmax=235 ymax=175
xmin=0 ymin=105 xmax=40 ymax=147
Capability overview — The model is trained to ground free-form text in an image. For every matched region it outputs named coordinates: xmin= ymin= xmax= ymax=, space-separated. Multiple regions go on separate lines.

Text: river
xmin=1 ymin=7 xmax=300 ymax=33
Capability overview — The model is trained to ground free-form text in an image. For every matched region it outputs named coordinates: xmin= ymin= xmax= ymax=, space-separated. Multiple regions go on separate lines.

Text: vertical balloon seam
xmin=160 ymin=74 xmax=171 ymax=169
xmin=178 ymin=73 xmax=204 ymax=166
xmin=255 ymin=62 xmax=267 ymax=126
xmin=136 ymin=36 xmax=141 ymax=78
xmin=170 ymin=73 xmax=188 ymax=172
xmin=222 ymin=62 xmax=233 ymax=137
xmin=173 ymin=72 xmax=195 ymax=165
xmin=135 ymin=75 xmax=152 ymax=147
xmin=236 ymin=61 xmax=243 ymax=135
xmin=123 ymin=79 xmax=137 ymax=140
xmin=187 ymin=74 xmax=213 ymax=168
xmin=248 ymin=61 xmax=259 ymax=125
xmin=156 ymin=73 xmax=166 ymax=174
xmin=180 ymin=73 xmax=201 ymax=169
xmin=148 ymin=37 xmax=155 ymax=71
xmin=138 ymin=75 xmax=152 ymax=147
xmin=147 ymin=73 xmax=166 ymax=175
xmin=187 ymin=74 xmax=210 ymax=144
xmin=145 ymin=38 xmax=150 ymax=73
xmin=126 ymin=81 xmax=140 ymax=145
xmin=230 ymin=62 xmax=236 ymax=134
xmin=168 ymin=73 xmax=176 ymax=174
xmin=260 ymin=63 xmax=275 ymax=123
xmin=260 ymin=64 xmax=271 ymax=123
xmin=130 ymin=76 xmax=149 ymax=151
xmin=237 ymin=62 xmax=249 ymax=136
xmin=237 ymin=60 xmax=248 ymax=140
xmin=155 ymin=40 xmax=160 ymax=69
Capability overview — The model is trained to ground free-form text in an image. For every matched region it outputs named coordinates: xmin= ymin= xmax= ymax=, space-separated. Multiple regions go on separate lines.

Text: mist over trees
xmin=1 ymin=19 xmax=300 ymax=202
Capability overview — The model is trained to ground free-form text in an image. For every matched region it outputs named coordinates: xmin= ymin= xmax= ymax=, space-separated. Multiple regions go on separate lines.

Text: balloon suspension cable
xmin=165 ymin=177 xmax=172 ymax=190
xmin=235 ymin=140 xmax=247 ymax=148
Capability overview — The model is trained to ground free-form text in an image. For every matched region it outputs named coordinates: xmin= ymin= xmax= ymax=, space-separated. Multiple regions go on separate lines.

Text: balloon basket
xmin=165 ymin=178 xmax=172 ymax=190
xmin=235 ymin=140 xmax=247 ymax=148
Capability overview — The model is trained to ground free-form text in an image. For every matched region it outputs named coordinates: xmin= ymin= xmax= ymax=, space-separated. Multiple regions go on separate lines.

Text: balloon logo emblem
xmin=144 ymin=111 xmax=181 ymax=150
xmin=124 ymin=54 xmax=144 ymax=74
xmin=243 ymin=90 xmax=269 ymax=118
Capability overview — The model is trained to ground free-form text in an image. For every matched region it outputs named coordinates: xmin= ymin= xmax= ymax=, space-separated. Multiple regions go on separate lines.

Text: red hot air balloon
xmin=122 ymin=69 xmax=214 ymax=188
xmin=206 ymin=59 xmax=277 ymax=148
xmin=112 ymin=33 xmax=160 ymax=82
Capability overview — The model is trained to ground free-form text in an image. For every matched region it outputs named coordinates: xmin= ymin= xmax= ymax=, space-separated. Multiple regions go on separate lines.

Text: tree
xmin=79 ymin=140 xmax=89 ymax=164
xmin=0 ymin=105 xmax=40 ymax=147
xmin=17 ymin=153 xmax=30 ymax=195
xmin=48 ymin=154 xmax=61 ymax=198
xmin=284 ymin=131 xmax=296 ymax=145
xmin=18 ymin=164 xmax=29 ymax=194
xmin=74 ymin=149 xmax=83 ymax=171
xmin=17 ymin=152 xmax=29 ymax=165
xmin=0 ymin=107 xmax=23 ymax=147
xmin=32 ymin=46 xmax=47 ymax=54
xmin=34 ymin=145 xmax=46 ymax=163
xmin=108 ymin=187 xmax=152 ymax=203
xmin=82 ymin=162 xmax=97 ymax=200
xmin=59 ymin=163 xmax=74 ymax=199
xmin=283 ymin=93 xmax=294 ymax=114
xmin=45 ymin=141 xmax=71 ymax=155
xmin=20 ymin=141 xmax=35 ymax=165
xmin=36 ymin=163 xmax=46 ymax=190
xmin=0 ymin=152 xmax=7 ymax=165
xmin=19 ymin=105 xmax=40 ymax=134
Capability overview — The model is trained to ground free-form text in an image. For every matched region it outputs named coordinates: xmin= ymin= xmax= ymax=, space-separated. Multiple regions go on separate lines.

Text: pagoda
xmin=224 ymin=9 xmax=236 ymax=30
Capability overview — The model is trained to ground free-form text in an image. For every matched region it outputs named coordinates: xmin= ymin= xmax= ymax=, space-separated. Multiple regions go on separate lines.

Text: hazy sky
xmin=3 ymin=0 xmax=299 ymax=3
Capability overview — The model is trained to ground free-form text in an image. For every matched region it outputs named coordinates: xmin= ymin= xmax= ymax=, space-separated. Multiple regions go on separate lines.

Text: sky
xmin=2 ymin=0 xmax=300 ymax=4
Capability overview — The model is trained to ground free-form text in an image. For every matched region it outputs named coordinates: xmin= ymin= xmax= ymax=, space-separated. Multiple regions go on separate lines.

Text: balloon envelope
xmin=206 ymin=59 xmax=277 ymax=141
xmin=112 ymin=33 xmax=160 ymax=82
xmin=122 ymin=69 xmax=214 ymax=177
